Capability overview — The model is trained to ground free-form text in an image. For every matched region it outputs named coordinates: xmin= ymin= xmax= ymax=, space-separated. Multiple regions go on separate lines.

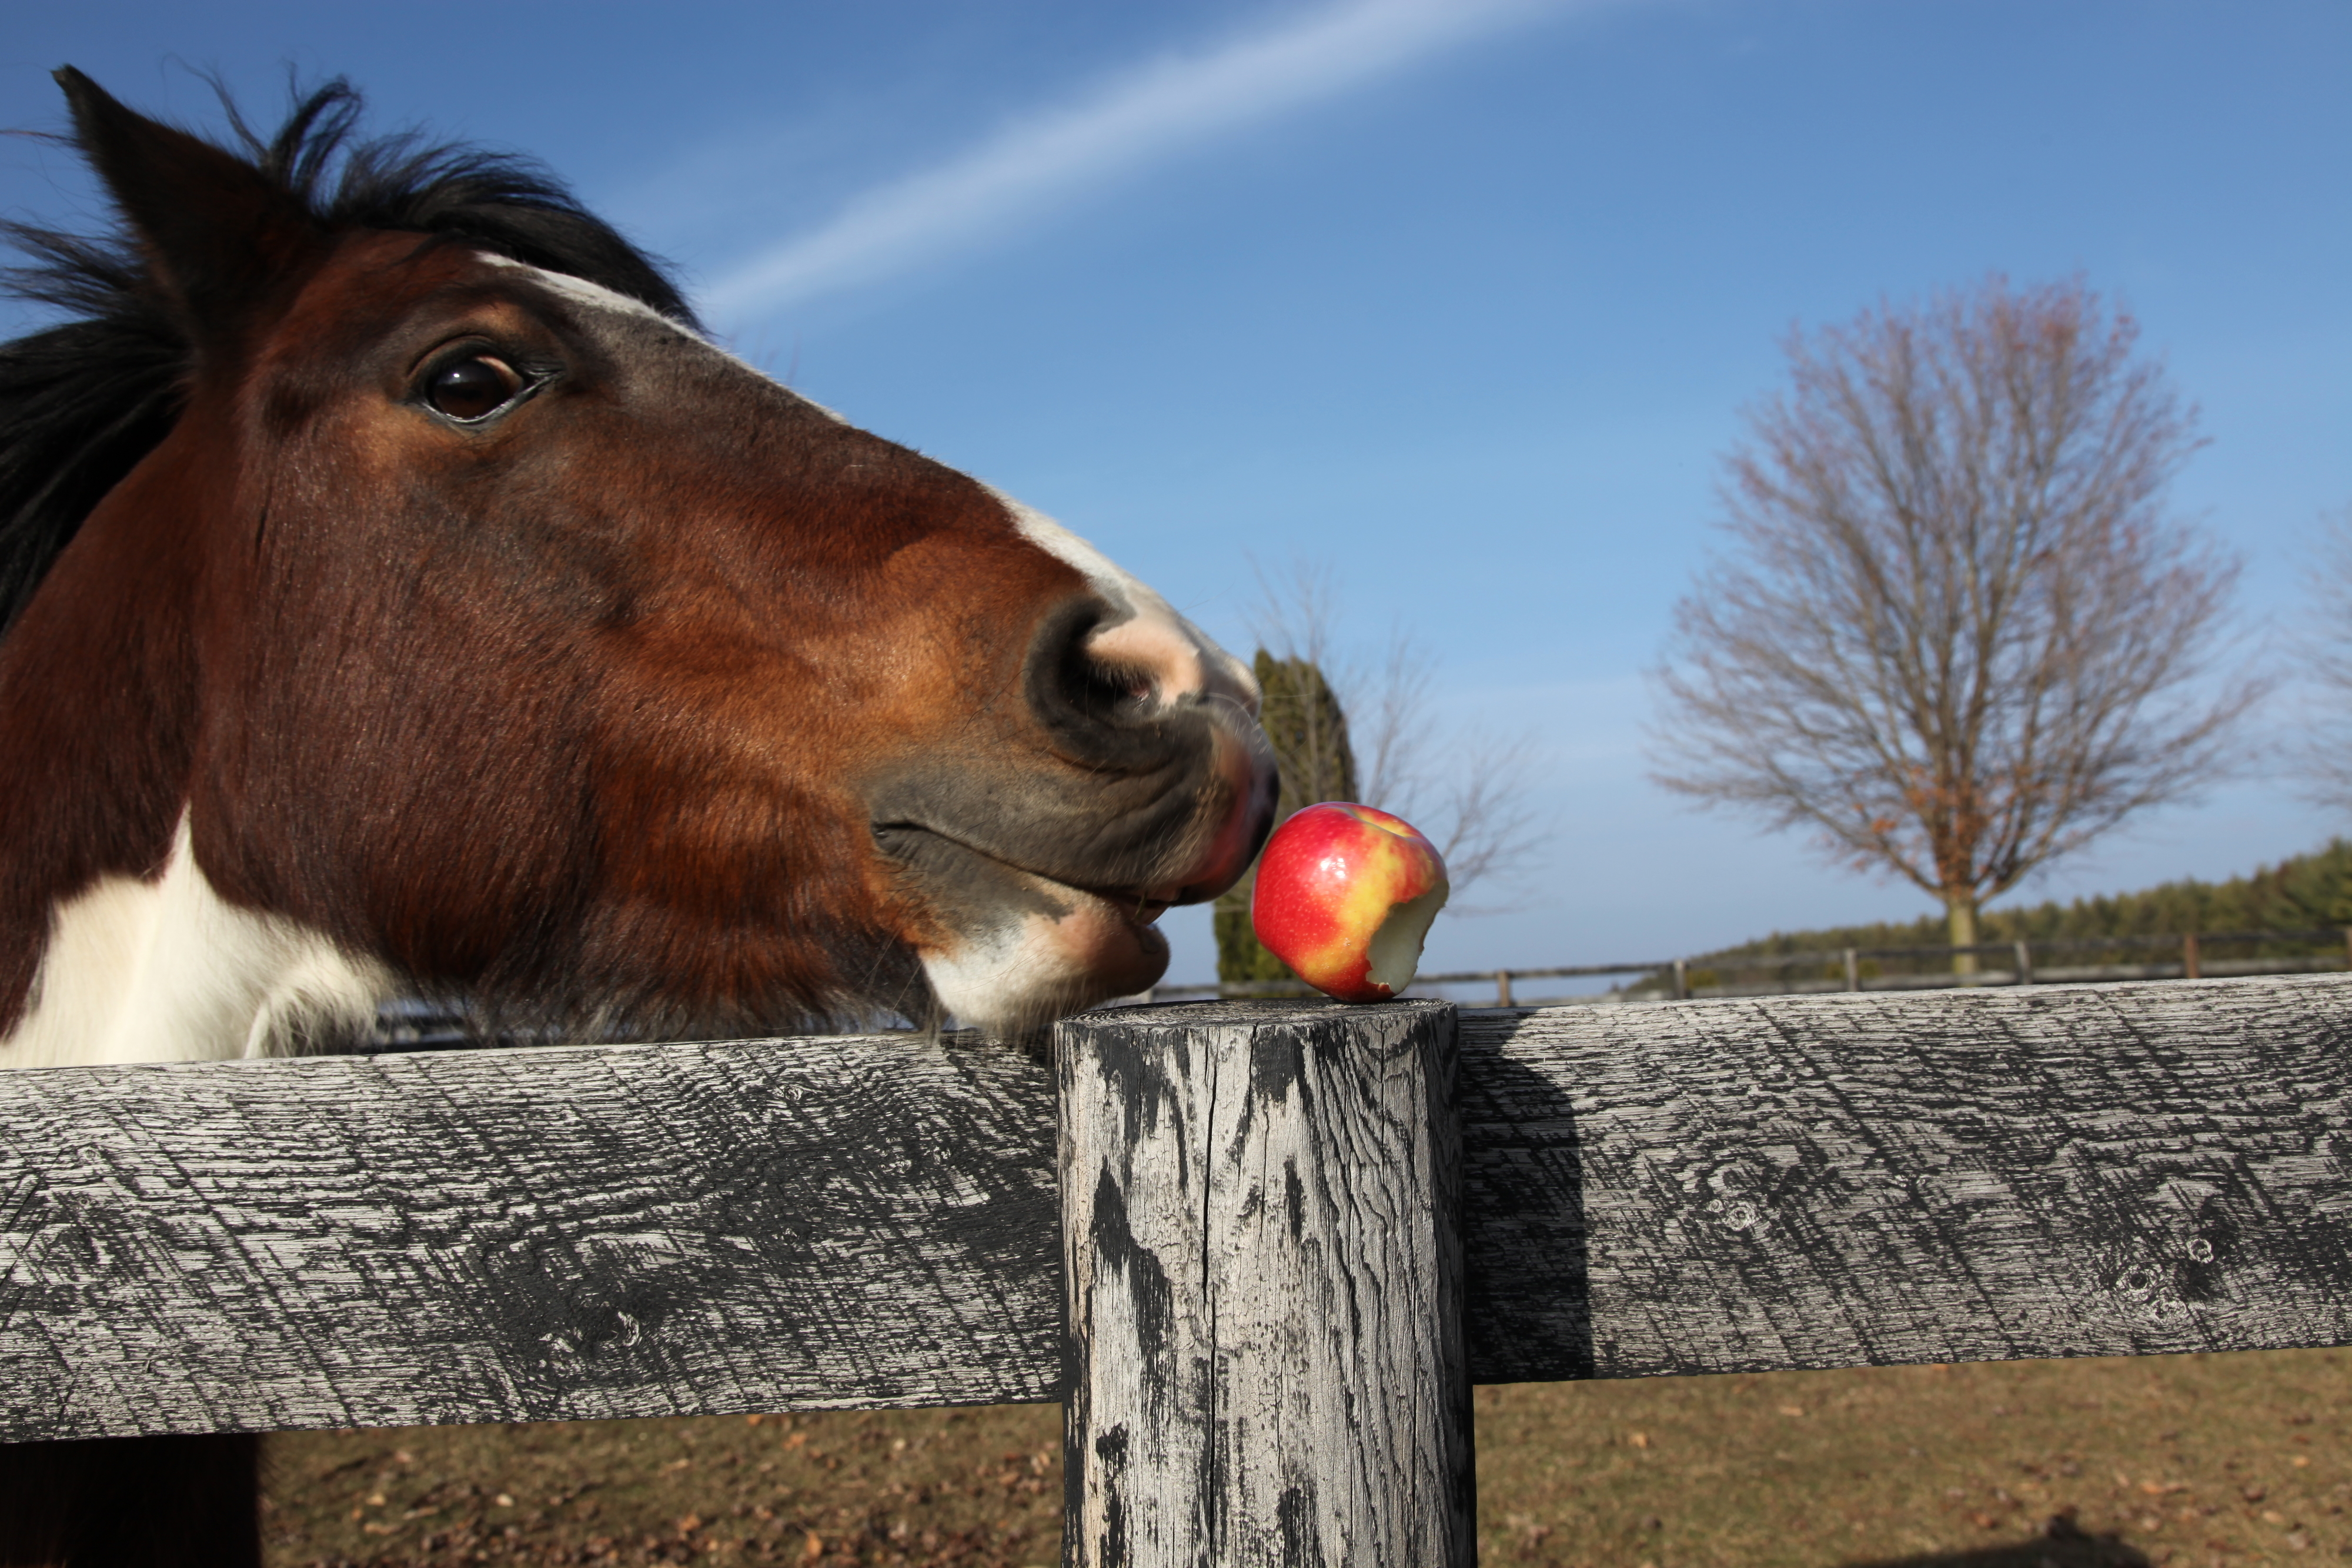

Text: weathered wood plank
xmin=0 ymin=1034 xmax=1061 ymax=1442
xmin=1461 ymin=972 xmax=2352 ymax=1383
xmin=5 ymin=975 xmax=2351 ymax=1445
xmin=1058 ymin=999 xmax=1474 ymax=1568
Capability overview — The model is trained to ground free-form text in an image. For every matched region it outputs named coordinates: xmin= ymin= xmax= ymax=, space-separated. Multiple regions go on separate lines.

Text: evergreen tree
xmin=1214 ymin=651 xmax=1359 ymax=984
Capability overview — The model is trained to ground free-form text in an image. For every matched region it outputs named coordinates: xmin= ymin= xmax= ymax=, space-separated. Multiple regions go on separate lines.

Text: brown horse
xmin=0 ymin=71 xmax=1274 ymax=1562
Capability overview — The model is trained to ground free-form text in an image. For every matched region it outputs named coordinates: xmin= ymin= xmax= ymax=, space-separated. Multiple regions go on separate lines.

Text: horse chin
xmin=923 ymin=896 xmax=1168 ymax=1040
xmin=911 ymin=876 xmax=1172 ymax=1041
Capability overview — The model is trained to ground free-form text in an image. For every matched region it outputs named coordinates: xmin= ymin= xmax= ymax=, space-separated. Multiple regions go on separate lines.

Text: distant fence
xmin=1160 ymin=928 xmax=2352 ymax=1007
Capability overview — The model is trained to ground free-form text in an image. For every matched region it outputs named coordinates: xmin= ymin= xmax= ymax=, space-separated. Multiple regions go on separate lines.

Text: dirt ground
xmin=262 ymin=1346 xmax=2350 ymax=1567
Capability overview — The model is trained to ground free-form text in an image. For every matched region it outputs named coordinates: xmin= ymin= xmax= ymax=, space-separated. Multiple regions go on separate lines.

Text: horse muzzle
xmin=869 ymin=640 xmax=1277 ymax=1034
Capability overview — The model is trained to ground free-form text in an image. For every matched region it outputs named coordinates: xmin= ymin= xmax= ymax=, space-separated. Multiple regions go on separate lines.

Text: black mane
xmin=0 ymin=78 xmax=698 ymax=635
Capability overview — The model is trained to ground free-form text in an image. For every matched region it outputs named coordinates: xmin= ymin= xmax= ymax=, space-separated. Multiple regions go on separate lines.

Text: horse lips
xmin=1250 ymin=803 xmax=1449 ymax=1003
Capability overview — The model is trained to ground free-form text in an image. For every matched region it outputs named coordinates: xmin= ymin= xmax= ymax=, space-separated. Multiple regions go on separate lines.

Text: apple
xmin=1250 ymin=802 xmax=1450 ymax=1003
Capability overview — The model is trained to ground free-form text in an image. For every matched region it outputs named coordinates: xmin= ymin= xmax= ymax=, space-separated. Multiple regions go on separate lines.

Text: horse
xmin=0 ymin=69 xmax=1276 ymax=1564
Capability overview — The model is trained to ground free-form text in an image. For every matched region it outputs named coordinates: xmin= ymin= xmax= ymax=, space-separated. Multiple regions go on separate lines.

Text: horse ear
xmin=54 ymin=67 xmax=320 ymax=343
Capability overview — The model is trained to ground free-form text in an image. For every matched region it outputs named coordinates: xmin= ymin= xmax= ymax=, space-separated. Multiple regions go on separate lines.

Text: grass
xmin=1471 ymin=1351 xmax=2347 ymax=1567
xmin=261 ymin=1405 xmax=1061 ymax=1566
xmin=263 ymin=1347 xmax=2350 ymax=1567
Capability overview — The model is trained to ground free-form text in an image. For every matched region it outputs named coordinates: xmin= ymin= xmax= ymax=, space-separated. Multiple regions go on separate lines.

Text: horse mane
xmin=0 ymin=78 xmax=699 ymax=636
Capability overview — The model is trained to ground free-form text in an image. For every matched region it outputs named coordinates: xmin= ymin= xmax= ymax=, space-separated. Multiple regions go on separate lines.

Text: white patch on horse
xmin=0 ymin=815 xmax=391 ymax=1069
xmin=920 ymin=919 xmax=1056 ymax=1038
xmin=480 ymin=256 xmax=851 ymax=423
xmin=989 ymin=490 xmax=1262 ymax=717
xmin=919 ymin=895 xmax=1144 ymax=1040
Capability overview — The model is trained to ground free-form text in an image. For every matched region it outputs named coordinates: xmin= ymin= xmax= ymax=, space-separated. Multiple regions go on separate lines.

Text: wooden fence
xmin=4 ymin=974 xmax=2350 ymax=1563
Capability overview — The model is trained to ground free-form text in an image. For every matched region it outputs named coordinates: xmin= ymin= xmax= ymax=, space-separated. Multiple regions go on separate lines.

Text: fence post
xmin=1058 ymin=999 xmax=1473 ymax=1568
xmin=2014 ymin=940 xmax=2034 ymax=986
xmin=1495 ymin=969 xmax=1514 ymax=1008
xmin=2184 ymin=932 xmax=2201 ymax=981
xmin=1671 ymin=958 xmax=1688 ymax=1001
xmin=1842 ymin=947 xmax=1859 ymax=992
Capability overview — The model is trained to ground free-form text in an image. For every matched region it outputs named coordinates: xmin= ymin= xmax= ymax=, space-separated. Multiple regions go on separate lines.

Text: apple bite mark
xmin=1366 ymin=882 xmax=1449 ymax=994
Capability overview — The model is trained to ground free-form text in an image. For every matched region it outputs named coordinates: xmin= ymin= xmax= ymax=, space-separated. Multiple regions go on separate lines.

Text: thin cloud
xmin=700 ymin=0 xmax=1576 ymax=321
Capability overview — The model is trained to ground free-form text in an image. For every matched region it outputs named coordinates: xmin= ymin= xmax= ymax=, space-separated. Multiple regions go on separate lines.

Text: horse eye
xmin=423 ymin=355 xmax=526 ymax=422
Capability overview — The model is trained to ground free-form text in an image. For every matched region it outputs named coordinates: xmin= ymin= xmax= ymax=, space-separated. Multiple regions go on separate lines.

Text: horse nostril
xmin=1027 ymin=599 xmax=1164 ymax=740
xmin=1067 ymin=647 xmax=1156 ymax=721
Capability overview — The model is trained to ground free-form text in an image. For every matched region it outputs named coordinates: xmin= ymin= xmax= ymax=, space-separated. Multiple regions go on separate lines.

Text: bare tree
xmin=1246 ymin=561 xmax=1545 ymax=902
xmin=1648 ymin=275 xmax=2256 ymax=970
xmin=2292 ymin=506 xmax=2352 ymax=811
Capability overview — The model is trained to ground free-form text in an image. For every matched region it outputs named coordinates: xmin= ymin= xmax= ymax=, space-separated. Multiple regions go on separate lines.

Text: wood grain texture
xmin=5 ymin=975 xmax=2351 ymax=1449
xmin=1461 ymin=972 xmax=2352 ymax=1384
xmin=0 ymin=1033 xmax=1060 ymax=1442
xmin=1057 ymin=999 xmax=1475 ymax=1568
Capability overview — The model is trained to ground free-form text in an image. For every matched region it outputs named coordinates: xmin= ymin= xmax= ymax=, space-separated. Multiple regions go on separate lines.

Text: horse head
xmin=0 ymin=72 xmax=1277 ymax=1059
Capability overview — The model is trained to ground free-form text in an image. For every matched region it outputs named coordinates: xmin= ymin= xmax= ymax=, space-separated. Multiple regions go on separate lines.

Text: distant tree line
xmin=1619 ymin=839 xmax=2352 ymax=995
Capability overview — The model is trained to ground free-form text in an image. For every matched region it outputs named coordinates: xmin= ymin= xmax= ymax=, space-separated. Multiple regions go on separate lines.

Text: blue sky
xmin=4 ymin=2 xmax=2346 ymax=987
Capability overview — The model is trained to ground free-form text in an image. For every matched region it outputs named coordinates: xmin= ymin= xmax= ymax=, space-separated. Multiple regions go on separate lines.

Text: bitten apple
xmin=1250 ymin=802 xmax=1449 ymax=1002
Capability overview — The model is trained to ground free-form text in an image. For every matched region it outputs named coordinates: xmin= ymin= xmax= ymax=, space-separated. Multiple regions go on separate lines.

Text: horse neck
xmin=0 ymin=492 xmax=391 ymax=1069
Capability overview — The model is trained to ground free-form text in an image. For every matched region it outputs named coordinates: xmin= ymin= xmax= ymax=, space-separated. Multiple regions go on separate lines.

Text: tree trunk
xmin=1946 ymin=895 xmax=1979 ymax=977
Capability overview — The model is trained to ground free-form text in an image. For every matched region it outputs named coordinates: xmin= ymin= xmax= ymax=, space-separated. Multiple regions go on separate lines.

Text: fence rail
xmin=7 ymin=972 xmax=2351 ymax=1439
xmin=8 ymin=974 xmax=2351 ymax=1563
xmin=1161 ymin=928 xmax=2352 ymax=1005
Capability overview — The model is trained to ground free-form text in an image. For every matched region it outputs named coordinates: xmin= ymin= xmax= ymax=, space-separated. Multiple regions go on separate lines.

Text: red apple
xmin=1250 ymin=802 xmax=1450 ymax=1003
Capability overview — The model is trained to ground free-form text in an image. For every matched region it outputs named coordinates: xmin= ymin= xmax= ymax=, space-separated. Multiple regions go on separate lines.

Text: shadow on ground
xmin=1846 ymin=1514 xmax=2152 ymax=1567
